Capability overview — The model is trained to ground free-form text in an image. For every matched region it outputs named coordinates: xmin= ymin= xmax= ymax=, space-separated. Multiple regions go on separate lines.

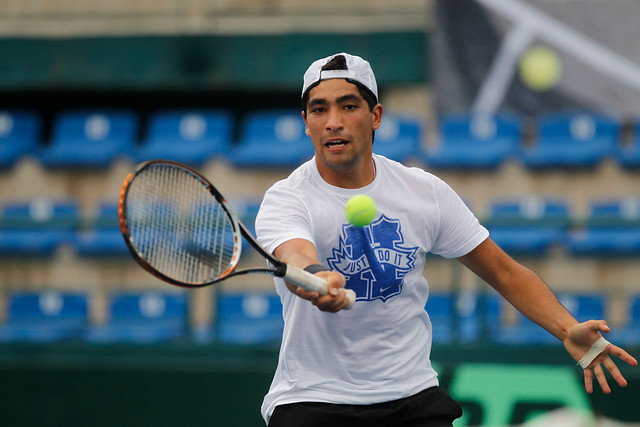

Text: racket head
xmin=119 ymin=160 xmax=242 ymax=288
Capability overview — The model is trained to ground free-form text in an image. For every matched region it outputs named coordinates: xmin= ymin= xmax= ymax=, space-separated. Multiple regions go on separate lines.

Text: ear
xmin=371 ymin=104 xmax=383 ymax=131
xmin=301 ymin=111 xmax=311 ymax=136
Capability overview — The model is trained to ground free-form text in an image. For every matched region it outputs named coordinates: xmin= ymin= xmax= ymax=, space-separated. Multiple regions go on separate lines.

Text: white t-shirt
xmin=256 ymin=154 xmax=488 ymax=424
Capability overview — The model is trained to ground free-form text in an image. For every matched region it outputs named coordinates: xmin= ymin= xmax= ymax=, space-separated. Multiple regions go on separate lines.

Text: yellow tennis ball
xmin=345 ymin=195 xmax=377 ymax=227
xmin=518 ymin=45 xmax=562 ymax=91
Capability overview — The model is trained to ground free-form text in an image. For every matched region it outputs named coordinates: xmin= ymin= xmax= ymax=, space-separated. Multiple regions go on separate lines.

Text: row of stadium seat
xmin=0 ymin=292 xmax=188 ymax=344
xmin=0 ymin=108 xmax=419 ymax=169
xmin=0 ymin=198 xmax=261 ymax=257
xmin=1 ymin=196 xmax=639 ymax=257
xmin=428 ymin=111 xmax=640 ymax=169
xmin=1 ymin=290 xmax=637 ymax=346
xmin=485 ymin=197 xmax=640 ymax=256
xmin=0 ymin=291 xmax=282 ymax=344
xmin=2 ymin=109 xmax=640 ymax=169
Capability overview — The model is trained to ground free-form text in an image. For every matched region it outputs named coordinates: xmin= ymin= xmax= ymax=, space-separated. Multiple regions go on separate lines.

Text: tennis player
xmin=255 ymin=53 xmax=637 ymax=426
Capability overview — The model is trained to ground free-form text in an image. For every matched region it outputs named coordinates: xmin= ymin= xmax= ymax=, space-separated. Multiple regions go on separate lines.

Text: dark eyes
xmin=311 ymin=105 xmax=357 ymax=113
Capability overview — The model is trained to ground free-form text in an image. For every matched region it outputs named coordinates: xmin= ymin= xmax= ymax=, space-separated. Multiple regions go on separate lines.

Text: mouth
xmin=324 ymin=138 xmax=349 ymax=150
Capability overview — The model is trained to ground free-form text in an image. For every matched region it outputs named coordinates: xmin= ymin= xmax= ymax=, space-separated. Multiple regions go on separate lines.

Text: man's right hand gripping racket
xmin=118 ymin=160 xmax=356 ymax=309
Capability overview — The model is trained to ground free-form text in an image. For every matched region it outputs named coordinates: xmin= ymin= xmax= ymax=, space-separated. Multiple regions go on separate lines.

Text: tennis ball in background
xmin=518 ymin=45 xmax=562 ymax=91
xmin=345 ymin=195 xmax=377 ymax=227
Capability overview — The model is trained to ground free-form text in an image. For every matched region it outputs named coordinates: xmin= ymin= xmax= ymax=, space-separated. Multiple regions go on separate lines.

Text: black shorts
xmin=268 ymin=386 xmax=462 ymax=427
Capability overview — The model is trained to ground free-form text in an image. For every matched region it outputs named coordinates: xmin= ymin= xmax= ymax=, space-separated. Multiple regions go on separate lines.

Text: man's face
xmin=303 ymin=79 xmax=382 ymax=174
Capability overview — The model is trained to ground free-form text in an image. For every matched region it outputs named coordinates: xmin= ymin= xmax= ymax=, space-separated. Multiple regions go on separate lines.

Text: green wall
xmin=0 ymin=33 xmax=428 ymax=91
xmin=0 ymin=342 xmax=637 ymax=426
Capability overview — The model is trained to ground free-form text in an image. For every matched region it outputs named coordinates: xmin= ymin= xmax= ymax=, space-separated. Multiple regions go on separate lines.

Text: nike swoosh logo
xmin=379 ymin=285 xmax=397 ymax=293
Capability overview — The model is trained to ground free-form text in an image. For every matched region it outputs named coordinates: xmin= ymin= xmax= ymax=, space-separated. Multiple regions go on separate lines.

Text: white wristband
xmin=578 ymin=336 xmax=611 ymax=369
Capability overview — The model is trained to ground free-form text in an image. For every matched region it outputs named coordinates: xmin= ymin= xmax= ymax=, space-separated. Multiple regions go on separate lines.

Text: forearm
xmin=492 ymin=263 xmax=578 ymax=341
xmin=458 ymin=238 xmax=578 ymax=341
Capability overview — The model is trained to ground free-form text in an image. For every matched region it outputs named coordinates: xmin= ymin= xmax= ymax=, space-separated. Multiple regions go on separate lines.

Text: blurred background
xmin=0 ymin=0 xmax=639 ymax=426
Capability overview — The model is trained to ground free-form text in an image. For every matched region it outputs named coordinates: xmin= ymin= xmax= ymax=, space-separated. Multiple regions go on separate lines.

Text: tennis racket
xmin=118 ymin=160 xmax=355 ymax=309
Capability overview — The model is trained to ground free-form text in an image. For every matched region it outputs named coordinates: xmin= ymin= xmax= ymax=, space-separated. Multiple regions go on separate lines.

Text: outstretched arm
xmin=457 ymin=237 xmax=637 ymax=393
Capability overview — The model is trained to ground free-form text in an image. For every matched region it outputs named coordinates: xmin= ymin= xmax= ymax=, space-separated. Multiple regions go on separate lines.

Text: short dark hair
xmin=322 ymin=54 xmax=347 ymax=71
xmin=302 ymin=55 xmax=378 ymax=114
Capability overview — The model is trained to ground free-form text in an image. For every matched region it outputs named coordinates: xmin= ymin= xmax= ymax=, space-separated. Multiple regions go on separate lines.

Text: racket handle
xmin=283 ymin=265 xmax=356 ymax=309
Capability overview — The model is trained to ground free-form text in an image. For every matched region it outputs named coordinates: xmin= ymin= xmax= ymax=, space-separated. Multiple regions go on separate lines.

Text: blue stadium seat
xmin=228 ymin=197 xmax=262 ymax=257
xmin=136 ymin=109 xmax=233 ymax=165
xmin=424 ymin=113 xmax=522 ymax=169
xmin=617 ymin=122 xmax=640 ymax=169
xmin=568 ymin=198 xmax=640 ymax=256
xmin=0 ymin=198 xmax=79 ymax=256
xmin=0 ymin=110 xmax=41 ymax=168
xmin=373 ymin=115 xmax=423 ymax=163
xmin=228 ymin=110 xmax=314 ymax=168
xmin=608 ymin=295 xmax=640 ymax=346
xmin=522 ymin=112 xmax=620 ymax=168
xmin=427 ymin=292 xmax=484 ymax=343
xmin=84 ymin=292 xmax=187 ymax=343
xmin=216 ymin=292 xmax=284 ymax=344
xmin=459 ymin=292 xmax=502 ymax=343
xmin=39 ymin=110 xmax=137 ymax=168
xmin=426 ymin=293 xmax=455 ymax=344
xmin=494 ymin=293 xmax=605 ymax=345
xmin=73 ymin=202 xmax=130 ymax=257
xmin=486 ymin=197 xmax=570 ymax=255
xmin=0 ymin=291 xmax=88 ymax=342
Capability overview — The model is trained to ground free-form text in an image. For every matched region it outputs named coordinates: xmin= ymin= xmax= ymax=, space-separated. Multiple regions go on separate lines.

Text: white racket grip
xmin=283 ymin=265 xmax=356 ymax=309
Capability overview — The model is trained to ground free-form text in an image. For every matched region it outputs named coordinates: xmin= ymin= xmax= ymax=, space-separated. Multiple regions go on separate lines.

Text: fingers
xmin=313 ymin=289 xmax=351 ymax=312
xmin=572 ymin=321 xmax=637 ymax=394
xmin=608 ymin=344 xmax=639 ymax=367
xmin=584 ymin=368 xmax=593 ymax=394
xmin=602 ymin=356 xmax=627 ymax=388
xmin=312 ymin=271 xmax=351 ymax=312
xmin=294 ymin=270 xmax=351 ymax=312
xmin=584 ymin=347 xmax=635 ymax=394
xmin=295 ymin=287 xmax=319 ymax=302
xmin=295 ymin=286 xmax=343 ymax=311
xmin=596 ymin=320 xmax=611 ymax=334
xmin=593 ymin=364 xmax=611 ymax=394
xmin=583 ymin=359 xmax=613 ymax=395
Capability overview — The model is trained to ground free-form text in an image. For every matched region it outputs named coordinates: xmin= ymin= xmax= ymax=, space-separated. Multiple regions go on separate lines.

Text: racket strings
xmin=125 ymin=164 xmax=239 ymax=284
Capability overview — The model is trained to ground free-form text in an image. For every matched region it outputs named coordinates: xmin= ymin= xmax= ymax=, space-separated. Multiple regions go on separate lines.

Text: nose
xmin=325 ymin=108 xmax=343 ymax=132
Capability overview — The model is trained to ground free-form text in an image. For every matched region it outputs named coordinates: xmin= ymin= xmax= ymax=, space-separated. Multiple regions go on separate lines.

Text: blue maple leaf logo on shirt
xmin=327 ymin=215 xmax=418 ymax=302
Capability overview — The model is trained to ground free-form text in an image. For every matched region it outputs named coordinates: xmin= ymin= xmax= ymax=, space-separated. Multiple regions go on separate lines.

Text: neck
xmin=316 ymin=155 xmax=376 ymax=189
